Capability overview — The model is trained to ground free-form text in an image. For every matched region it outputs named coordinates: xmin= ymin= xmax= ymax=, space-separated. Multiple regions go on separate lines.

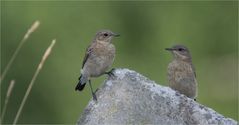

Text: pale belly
xmin=167 ymin=60 xmax=197 ymax=98
xmin=82 ymin=54 xmax=115 ymax=77
xmin=89 ymin=56 xmax=114 ymax=77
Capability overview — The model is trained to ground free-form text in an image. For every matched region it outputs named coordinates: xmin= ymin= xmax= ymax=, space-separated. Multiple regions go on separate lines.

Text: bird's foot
xmin=105 ymin=68 xmax=116 ymax=78
xmin=92 ymin=92 xmax=97 ymax=102
xmin=92 ymin=88 xmax=99 ymax=101
xmin=94 ymin=88 xmax=99 ymax=93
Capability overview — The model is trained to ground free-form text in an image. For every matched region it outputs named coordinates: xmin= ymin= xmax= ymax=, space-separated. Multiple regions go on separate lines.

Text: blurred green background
xmin=1 ymin=1 xmax=238 ymax=124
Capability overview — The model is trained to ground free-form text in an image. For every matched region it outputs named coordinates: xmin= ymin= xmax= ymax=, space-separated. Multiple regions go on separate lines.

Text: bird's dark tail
xmin=75 ymin=75 xmax=87 ymax=91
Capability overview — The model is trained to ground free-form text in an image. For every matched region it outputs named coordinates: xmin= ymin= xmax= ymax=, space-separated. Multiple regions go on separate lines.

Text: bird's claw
xmin=94 ymin=88 xmax=99 ymax=93
xmin=92 ymin=92 xmax=97 ymax=101
xmin=105 ymin=68 xmax=116 ymax=78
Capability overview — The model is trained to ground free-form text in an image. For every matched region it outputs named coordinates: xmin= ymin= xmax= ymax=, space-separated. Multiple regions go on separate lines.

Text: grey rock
xmin=77 ymin=68 xmax=237 ymax=125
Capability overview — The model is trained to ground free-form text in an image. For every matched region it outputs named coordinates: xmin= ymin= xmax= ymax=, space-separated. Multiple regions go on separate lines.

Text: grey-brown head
xmin=94 ymin=29 xmax=120 ymax=43
xmin=165 ymin=45 xmax=192 ymax=61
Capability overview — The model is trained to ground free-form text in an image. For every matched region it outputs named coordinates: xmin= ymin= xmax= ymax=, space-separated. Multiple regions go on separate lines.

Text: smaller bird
xmin=75 ymin=30 xmax=119 ymax=101
xmin=165 ymin=45 xmax=198 ymax=100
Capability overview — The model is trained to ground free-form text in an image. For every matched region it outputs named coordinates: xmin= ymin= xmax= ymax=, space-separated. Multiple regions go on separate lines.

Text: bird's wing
xmin=82 ymin=44 xmax=94 ymax=68
xmin=192 ymin=64 xmax=196 ymax=78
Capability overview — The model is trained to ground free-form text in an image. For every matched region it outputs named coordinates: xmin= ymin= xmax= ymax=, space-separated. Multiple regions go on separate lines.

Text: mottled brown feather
xmin=82 ymin=42 xmax=95 ymax=68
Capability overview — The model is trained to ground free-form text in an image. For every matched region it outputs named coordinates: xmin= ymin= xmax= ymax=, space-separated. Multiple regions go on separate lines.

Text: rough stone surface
xmin=77 ymin=68 xmax=237 ymax=125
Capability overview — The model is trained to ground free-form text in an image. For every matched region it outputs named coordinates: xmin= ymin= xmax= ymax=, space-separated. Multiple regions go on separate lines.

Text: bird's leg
xmin=104 ymin=68 xmax=116 ymax=77
xmin=94 ymin=88 xmax=99 ymax=93
xmin=89 ymin=80 xmax=97 ymax=101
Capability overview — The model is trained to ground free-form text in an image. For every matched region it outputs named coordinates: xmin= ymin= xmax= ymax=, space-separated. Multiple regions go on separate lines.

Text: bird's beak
xmin=165 ymin=48 xmax=174 ymax=51
xmin=112 ymin=33 xmax=120 ymax=37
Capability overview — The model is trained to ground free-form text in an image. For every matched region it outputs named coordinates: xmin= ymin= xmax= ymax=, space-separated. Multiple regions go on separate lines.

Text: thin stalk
xmin=13 ymin=39 xmax=56 ymax=125
xmin=0 ymin=80 xmax=15 ymax=123
xmin=0 ymin=21 xmax=40 ymax=85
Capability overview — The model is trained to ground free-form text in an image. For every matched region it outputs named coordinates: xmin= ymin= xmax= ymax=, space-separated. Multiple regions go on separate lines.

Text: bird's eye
xmin=178 ymin=48 xmax=184 ymax=51
xmin=103 ymin=33 xmax=108 ymax=37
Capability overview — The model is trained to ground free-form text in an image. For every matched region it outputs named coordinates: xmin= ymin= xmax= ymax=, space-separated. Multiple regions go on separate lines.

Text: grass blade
xmin=0 ymin=80 xmax=15 ymax=123
xmin=0 ymin=21 xmax=40 ymax=85
xmin=13 ymin=39 xmax=56 ymax=125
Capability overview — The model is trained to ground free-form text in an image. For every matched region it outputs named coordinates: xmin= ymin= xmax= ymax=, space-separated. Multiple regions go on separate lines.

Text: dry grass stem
xmin=13 ymin=39 xmax=56 ymax=125
xmin=0 ymin=20 xmax=40 ymax=85
xmin=0 ymin=80 xmax=15 ymax=123
xmin=23 ymin=21 xmax=40 ymax=40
